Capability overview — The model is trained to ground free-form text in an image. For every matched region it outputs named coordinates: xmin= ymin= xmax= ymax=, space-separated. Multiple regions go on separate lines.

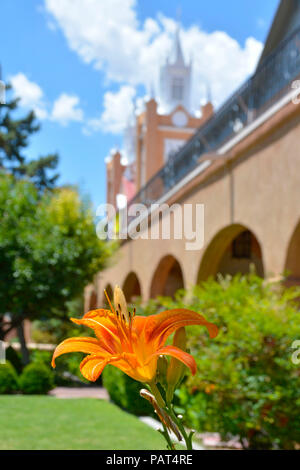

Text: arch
xmin=88 ymin=289 xmax=98 ymax=310
xmin=122 ymin=272 xmax=141 ymax=303
xmin=150 ymin=254 xmax=184 ymax=298
xmin=197 ymin=224 xmax=264 ymax=282
xmin=102 ymin=283 xmax=113 ymax=306
xmin=285 ymin=220 xmax=300 ymax=286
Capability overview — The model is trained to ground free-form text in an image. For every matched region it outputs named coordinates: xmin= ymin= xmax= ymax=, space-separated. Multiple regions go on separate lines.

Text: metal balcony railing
xmin=128 ymin=25 xmax=300 ymax=212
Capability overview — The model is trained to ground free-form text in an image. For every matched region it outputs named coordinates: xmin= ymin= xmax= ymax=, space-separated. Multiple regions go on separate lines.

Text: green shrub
xmin=54 ymin=352 xmax=93 ymax=386
xmin=19 ymin=362 xmax=54 ymax=395
xmin=30 ymin=349 xmax=52 ymax=365
xmin=142 ymin=273 xmax=300 ymax=449
xmin=5 ymin=346 xmax=23 ymax=374
xmin=102 ymin=365 xmax=153 ymax=416
xmin=0 ymin=361 xmax=18 ymax=394
xmin=29 ymin=348 xmax=94 ymax=387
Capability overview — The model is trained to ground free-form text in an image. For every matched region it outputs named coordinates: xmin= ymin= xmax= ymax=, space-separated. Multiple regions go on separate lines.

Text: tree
xmin=0 ymin=173 xmax=116 ymax=362
xmin=0 ymin=84 xmax=59 ymax=190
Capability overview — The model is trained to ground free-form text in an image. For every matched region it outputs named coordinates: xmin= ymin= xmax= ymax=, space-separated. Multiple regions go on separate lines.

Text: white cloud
xmin=182 ymin=28 xmax=263 ymax=110
xmin=10 ymin=73 xmax=43 ymax=107
xmin=51 ymin=93 xmax=84 ymax=125
xmin=44 ymin=0 xmax=146 ymax=83
xmin=84 ymin=85 xmax=136 ymax=135
xmin=10 ymin=3 xmax=266 ymax=138
xmin=9 ymin=73 xmax=84 ymax=127
xmin=10 ymin=73 xmax=48 ymax=119
xmin=44 ymin=0 xmax=264 ymax=123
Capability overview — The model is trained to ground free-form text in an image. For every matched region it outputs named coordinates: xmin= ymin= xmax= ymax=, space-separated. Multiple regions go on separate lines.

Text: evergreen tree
xmin=0 ymin=84 xmax=59 ymax=190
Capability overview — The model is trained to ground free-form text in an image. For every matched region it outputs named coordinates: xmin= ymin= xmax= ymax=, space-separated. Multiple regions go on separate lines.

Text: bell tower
xmin=159 ymin=26 xmax=192 ymax=113
xmin=106 ymin=24 xmax=214 ymax=203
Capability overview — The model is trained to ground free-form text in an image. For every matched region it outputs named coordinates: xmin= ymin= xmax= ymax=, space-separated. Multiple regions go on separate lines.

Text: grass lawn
xmin=0 ymin=396 xmax=169 ymax=450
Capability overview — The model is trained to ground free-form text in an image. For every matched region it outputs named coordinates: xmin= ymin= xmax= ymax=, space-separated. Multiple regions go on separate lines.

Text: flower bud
xmin=166 ymin=327 xmax=187 ymax=402
xmin=113 ymin=285 xmax=129 ymax=322
xmin=156 ymin=355 xmax=168 ymax=389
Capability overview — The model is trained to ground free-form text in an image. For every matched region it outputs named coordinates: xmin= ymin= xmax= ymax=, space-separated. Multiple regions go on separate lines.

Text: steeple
xmin=174 ymin=25 xmax=185 ymax=66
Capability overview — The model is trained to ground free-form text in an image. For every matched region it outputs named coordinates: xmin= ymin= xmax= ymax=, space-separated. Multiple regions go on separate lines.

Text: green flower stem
xmin=160 ymin=423 xmax=175 ymax=450
xmin=149 ymin=381 xmax=166 ymax=408
xmin=149 ymin=381 xmax=193 ymax=450
xmin=166 ymin=400 xmax=193 ymax=450
xmin=149 ymin=382 xmax=173 ymax=449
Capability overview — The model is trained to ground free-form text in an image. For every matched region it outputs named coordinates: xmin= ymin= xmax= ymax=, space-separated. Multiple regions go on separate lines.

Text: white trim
xmin=127 ymin=160 xmax=211 ymax=234
xmin=218 ymin=86 xmax=299 ymax=155
xmin=158 ymin=125 xmax=196 ymax=133
xmin=156 ymin=160 xmax=211 ymax=206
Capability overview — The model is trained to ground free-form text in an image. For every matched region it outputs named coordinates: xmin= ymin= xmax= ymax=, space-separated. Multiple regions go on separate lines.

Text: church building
xmin=105 ymin=27 xmax=213 ymax=209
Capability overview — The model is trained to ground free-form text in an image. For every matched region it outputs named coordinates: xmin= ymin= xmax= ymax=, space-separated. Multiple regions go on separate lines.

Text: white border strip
xmin=158 ymin=125 xmax=196 ymax=134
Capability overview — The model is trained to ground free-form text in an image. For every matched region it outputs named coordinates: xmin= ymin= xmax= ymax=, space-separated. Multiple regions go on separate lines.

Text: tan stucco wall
xmin=89 ymin=100 xmax=300 ymax=307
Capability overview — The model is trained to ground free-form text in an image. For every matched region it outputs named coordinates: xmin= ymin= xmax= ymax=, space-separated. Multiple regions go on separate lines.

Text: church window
xmin=172 ymin=77 xmax=184 ymax=100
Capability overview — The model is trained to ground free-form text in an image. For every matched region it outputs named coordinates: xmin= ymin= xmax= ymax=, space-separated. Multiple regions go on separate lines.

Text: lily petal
xmin=82 ymin=308 xmax=113 ymax=321
xmin=80 ymin=354 xmax=112 ymax=381
xmin=149 ymin=345 xmax=197 ymax=375
xmin=132 ymin=315 xmax=148 ymax=336
xmin=71 ymin=309 xmax=121 ymax=353
xmin=144 ymin=308 xmax=218 ymax=346
xmin=51 ymin=337 xmax=108 ymax=367
xmin=79 ymin=352 xmax=138 ymax=382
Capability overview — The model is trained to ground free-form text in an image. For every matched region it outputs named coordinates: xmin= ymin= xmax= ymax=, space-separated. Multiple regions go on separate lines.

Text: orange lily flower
xmin=52 ymin=286 xmax=218 ymax=384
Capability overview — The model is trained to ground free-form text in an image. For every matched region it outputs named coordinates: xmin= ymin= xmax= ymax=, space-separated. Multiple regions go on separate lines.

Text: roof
xmin=257 ymin=0 xmax=300 ymax=67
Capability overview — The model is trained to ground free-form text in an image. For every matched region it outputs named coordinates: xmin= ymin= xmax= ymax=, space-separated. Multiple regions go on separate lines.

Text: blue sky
xmin=0 ymin=0 xmax=279 ymax=208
